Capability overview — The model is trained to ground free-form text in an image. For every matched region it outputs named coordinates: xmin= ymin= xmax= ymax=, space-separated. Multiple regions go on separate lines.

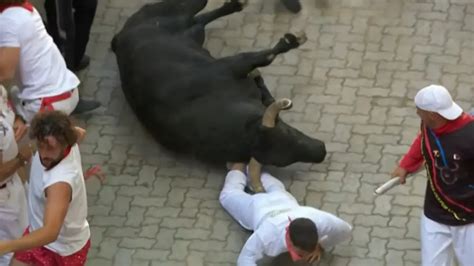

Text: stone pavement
xmin=53 ymin=0 xmax=473 ymax=265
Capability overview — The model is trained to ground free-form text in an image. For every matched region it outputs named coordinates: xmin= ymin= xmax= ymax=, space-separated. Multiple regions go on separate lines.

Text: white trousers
xmin=421 ymin=214 xmax=474 ymax=266
xmin=219 ymin=170 xmax=297 ymax=231
xmin=0 ymin=175 xmax=28 ymax=266
xmin=10 ymin=87 xmax=79 ymax=124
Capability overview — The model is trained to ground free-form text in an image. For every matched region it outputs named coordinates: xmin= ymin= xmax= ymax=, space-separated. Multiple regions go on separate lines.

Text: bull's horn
xmin=261 ymin=98 xmax=293 ymax=128
xmin=248 ymin=158 xmax=264 ymax=193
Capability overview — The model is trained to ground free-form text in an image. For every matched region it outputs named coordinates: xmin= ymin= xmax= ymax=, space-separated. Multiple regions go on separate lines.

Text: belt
xmin=40 ymin=90 xmax=74 ymax=111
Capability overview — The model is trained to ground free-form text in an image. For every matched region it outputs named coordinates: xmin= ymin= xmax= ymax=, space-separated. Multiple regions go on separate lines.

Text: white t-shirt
xmin=0 ymin=7 xmax=80 ymax=100
xmin=28 ymin=144 xmax=90 ymax=256
xmin=238 ymin=207 xmax=353 ymax=266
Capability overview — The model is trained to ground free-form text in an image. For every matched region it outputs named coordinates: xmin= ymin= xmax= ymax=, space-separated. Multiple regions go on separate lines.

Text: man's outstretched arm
xmin=237 ymin=232 xmax=267 ymax=266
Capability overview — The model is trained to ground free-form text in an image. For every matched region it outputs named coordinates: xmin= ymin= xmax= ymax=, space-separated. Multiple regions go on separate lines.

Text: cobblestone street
xmin=41 ymin=0 xmax=474 ymax=265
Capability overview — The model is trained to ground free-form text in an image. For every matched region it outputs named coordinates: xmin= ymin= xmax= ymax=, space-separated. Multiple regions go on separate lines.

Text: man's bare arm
xmin=0 ymin=156 xmax=24 ymax=182
xmin=0 ymin=47 xmax=20 ymax=82
xmin=0 ymin=182 xmax=71 ymax=255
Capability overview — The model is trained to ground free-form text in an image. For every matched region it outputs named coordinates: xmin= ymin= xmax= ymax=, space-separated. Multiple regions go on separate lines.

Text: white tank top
xmin=28 ymin=144 xmax=90 ymax=256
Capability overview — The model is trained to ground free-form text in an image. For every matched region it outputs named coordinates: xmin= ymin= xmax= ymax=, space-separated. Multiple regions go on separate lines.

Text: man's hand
xmin=391 ymin=166 xmax=408 ymax=184
xmin=13 ymin=116 xmax=27 ymax=141
xmin=74 ymin=126 xmax=86 ymax=143
xmin=18 ymin=143 xmax=34 ymax=162
xmin=304 ymin=244 xmax=324 ymax=264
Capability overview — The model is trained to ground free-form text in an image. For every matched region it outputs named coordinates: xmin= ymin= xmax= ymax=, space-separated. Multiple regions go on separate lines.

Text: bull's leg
xmin=183 ymin=24 xmax=206 ymax=45
xmin=248 ymin=98 xmax=293 ymax=193
xmin=220 ymin=33 xmax=307 ymax=78
xmin=174 ymin=0 xmax=208 ymax=16
xmin=249 ymin=69 xmax=275 ymax=106
xmin=194 ymin=0 xmax=246 ymax=25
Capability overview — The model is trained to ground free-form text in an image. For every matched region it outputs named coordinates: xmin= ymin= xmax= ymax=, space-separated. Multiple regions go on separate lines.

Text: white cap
xmin=414 ymin=84 xmax=463 ymax=120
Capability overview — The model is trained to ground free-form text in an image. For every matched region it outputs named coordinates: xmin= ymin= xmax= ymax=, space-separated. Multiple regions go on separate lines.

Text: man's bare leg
xmin=10 ymin=259 xmax=30 ymax=266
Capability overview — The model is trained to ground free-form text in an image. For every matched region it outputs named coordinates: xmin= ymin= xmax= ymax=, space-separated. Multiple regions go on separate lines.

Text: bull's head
xmin=248 ymin=98 xmax=327 ymax=192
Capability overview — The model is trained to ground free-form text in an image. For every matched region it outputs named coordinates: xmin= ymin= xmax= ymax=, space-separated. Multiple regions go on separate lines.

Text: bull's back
xmin=114 ymin=26 xmax=215 ymax=104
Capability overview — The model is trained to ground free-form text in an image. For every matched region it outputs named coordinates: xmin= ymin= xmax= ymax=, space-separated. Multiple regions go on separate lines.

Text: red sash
xmin=0 ymin=0 xmax=33 ymax=13
xmin=40 ymin=91 xmax=73 ymax=112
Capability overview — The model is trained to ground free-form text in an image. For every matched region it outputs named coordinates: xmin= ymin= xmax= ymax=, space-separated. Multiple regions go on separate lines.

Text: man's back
xmin=0 ymin=7 xmax=79 ymax=99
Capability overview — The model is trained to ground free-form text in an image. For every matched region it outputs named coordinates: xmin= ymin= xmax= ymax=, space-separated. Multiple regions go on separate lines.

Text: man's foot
xmin=72 ymin=98 xmax=101 ymax=115
xmin=281 ymin=0 xmax=302 ymax=13
xmin=72 ymin=55 xmax=91 ymax=72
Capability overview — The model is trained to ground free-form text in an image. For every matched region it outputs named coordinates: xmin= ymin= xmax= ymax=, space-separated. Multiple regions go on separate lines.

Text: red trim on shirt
xmin=399 ymin=113 xmax=474 ymax=172
xmin=0 ymin=1 xmax=33 ymax=13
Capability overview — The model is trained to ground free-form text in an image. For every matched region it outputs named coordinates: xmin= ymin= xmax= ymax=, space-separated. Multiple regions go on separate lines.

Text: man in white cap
xmin=391 ymin=84 xmax=474 ymax=266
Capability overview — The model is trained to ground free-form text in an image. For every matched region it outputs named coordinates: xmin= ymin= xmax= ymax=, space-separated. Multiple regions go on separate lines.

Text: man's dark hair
xmin=0 ymin=0 xmax=26 ymax=4
xmin=289 ymin=218 xmax=319 ymax=252
xmin=29 ymin=110 xmax=78 ymax=147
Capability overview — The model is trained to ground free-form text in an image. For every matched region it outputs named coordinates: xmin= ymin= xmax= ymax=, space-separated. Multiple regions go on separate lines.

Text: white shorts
xmin=10 ymin=86 xmax=79 ymax=124
xmin=0 ymin=175 xmax=28 ymax=265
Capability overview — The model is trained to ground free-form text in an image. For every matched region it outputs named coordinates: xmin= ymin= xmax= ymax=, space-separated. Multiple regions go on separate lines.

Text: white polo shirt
xmin=0 ymin=7 xmax=80 ymax=100
xmin=28 ymin=144 xmax=90 ymax=256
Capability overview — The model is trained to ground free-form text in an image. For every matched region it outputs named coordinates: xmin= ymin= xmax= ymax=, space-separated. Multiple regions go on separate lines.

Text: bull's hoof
xmin=281 ymin=0 xmax=302 ymax=13
xmin=294 ymin=31 xmax=307 ymax=45
xmin=248 ymin=69 xmax=261 ymax=79
xmin=252 ymin=184 xmax=265 ymax=193
xmin=229 ymin=0 xmax=247 ymax=11
xmin=276 ymin=98 xmax=293 ymax=110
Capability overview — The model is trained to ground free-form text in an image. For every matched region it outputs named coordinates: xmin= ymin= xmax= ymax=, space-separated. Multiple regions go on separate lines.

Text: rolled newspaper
xmin=374 ymin=177 xmax=402 ymax=195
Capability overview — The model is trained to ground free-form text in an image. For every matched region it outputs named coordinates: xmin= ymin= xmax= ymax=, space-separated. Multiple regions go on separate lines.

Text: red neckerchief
xmin=431 ymin=113 xmax=474 ymax=136
xmin=63 ymin=145 xmax=72 ymax=157
xmin=285 ymin=217 xmax=303 ymax=261
xmin=0 ymin=0 xmax=33 ymax=13
xmin=43 ymin=145 xmax=72 ymax=171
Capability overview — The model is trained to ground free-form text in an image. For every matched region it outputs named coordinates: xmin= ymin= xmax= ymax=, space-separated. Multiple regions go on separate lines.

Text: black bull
xmin=111 ymin=0 xmax=327 ymax=171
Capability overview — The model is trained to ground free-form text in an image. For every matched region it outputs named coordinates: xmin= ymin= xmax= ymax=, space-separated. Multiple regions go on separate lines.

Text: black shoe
xmin=72 ymin=55 xmax=91 ymax=72
xmin=281 ymin=0 xmax=301 ymax=13
xmin=72 ymin=98 xmax=101 ymax=115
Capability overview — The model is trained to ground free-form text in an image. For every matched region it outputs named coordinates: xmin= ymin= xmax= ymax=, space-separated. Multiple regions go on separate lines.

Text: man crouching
xmin=219 ymin=162 xmax=352 ymax=265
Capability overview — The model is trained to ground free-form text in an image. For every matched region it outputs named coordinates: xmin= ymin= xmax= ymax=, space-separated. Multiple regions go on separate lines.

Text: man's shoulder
xmin=47 ymin=148 xmax=83 ymax=180
xmin=0 ymin=7 xmax=34 ymax=28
